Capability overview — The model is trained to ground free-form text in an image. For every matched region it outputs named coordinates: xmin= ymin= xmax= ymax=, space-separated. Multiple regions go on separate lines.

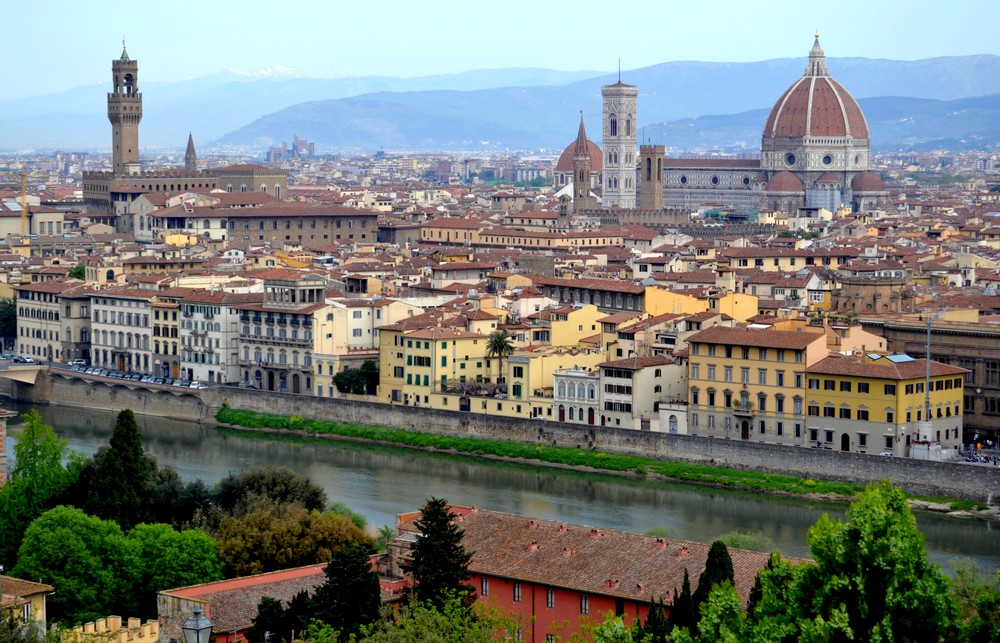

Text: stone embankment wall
xmin=8 ymin=373 xmax=999 ymax=502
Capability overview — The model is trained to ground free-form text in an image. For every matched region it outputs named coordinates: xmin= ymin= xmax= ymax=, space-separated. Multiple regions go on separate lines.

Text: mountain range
xmin=5 ymin=55 xmax=1000 ymax=152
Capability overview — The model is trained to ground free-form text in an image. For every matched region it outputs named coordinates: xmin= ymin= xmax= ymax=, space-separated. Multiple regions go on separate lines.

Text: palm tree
xmin=485 ymin=329 xmax=515 ymax=384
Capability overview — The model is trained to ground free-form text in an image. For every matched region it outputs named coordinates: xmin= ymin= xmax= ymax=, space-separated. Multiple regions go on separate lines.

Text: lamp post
xmin=181 ymin=609 xmax=213 ymax=643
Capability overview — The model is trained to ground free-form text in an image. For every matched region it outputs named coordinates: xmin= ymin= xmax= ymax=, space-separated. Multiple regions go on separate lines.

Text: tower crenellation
xmin=108 ymin=42 xmax=142 ymax=176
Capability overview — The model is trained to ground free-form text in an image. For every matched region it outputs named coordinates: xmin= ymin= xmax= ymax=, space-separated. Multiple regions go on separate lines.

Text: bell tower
xmin=108 ymin=41 xmax=142 ymax=175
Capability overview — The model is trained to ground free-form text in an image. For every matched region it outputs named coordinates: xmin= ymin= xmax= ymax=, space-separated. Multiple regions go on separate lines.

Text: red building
xmin=392 ymin=506 xmax=773 ymax=643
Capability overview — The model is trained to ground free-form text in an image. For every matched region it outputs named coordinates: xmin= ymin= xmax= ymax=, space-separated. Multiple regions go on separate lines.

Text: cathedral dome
xmin=762 ymin=36 xmax=869 ymax=140
xmin=555 ymin=139 xmax=603 ymax=173
xmin=851 ymin=170 xmax=886 ymax=192
xmin=766 ymin=170 xmax=804 ymax=193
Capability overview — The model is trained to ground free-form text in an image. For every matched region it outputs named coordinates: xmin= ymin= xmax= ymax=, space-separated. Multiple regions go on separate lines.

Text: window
xmin=824 ymin=379 xmax=836 ymax=391
xmin=825 ymin=430 xmax=834 ymax=443
xmin=776 ymin=349 xmax=785 ymax=362
xmin=741 ymin=368 xmax=749 ymax=384
xmin=352 ymin=328 xmax=363 ymax=337
xmin=884 ymin=384 xmax=896 ymax=395
xmin=839 ymin=407 xmax=851 ymax=419
xmin=758 ymin=369 xmax=767 ymax=386
xmin=580 ymin=594 xmax=590 ymax=615
xmin=808 ymin=378 xmax=820 ymax=390
xmin=707 ymin=365 xmax=716 ymax=381
xmin=481 ymin=577 xmax=489 ymax=596
xmin=546 ymin=588 xmax=555 ymax=609
xmin=808 ymin=402 xmax=819 ymax=416
xmin=885 ymin=436 xmax=893 ymax=449
xmin=724 ymin=366 xmax=733 ymax=382
xmin=840 ymin=381 xmax=852 ymax=392
xmin=857 ymin=408 xmax=869 ymax=421
xmin=823 ymin=405 xmax=836 ymax=418
xmin=810 ymin=428 xmax=818 ymax=442
xmin=857 ymin=382 xmax=870 ymax=394
xmin=776 ymin=422 xmax=783 ymax=436
xmin=858 ymin=433 xmax=867 ymax=447
xmin=513 ymin=582 xmax=522 ymax=602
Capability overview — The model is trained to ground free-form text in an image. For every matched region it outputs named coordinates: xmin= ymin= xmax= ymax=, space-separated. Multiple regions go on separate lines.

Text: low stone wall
xmin=8 ymin=373 xmax=999 ymax=503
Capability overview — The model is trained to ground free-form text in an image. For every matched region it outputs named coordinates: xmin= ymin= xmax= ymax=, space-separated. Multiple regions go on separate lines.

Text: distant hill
xmin=6 ymin=55 xmax=1000 ymax=151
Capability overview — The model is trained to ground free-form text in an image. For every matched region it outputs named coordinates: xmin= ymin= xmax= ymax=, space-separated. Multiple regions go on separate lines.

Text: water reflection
xmin=6 ymin=403 xmax=997 ymax=571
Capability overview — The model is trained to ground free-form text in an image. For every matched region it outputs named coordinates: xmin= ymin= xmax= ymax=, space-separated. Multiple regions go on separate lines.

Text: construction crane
xmin=0 ymin=166 xmax=44 ymax=236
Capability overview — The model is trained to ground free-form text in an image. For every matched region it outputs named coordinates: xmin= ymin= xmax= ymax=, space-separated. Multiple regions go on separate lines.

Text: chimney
xmin=563 ymin=547 xmax=573 ymax=557
xmin=678 ymin=546 xmax=689 ymax=558
xmin=559 ymin=524 xmax=568 ymax=533
xmin=655 ymin=538 xmax=667 ymax=548
xmin=529 ymin=520 xmax=539 ymax=529
xmin=635 ymin=583 xmax=644 ymax=594
xmin=527 ymin=541 xmax=539 ymax=552
xmin=590 ymin=528 xmax=602 ymax=538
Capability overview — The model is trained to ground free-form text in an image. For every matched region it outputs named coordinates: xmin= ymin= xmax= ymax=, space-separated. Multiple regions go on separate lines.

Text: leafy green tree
xmin=691 ymin=541 xmax=733 ymax=613
xmin=213 ymin=498 xmax=374 ymax=577
xmin=402 ymin=498 xmax=474 ymax=608
xmin=749 ymin=481 xmax=958 ymax=642
xmin=375 ymin=524 xmax=396 ymax=553
xmin=667 ymin=569 xmax=696 ymax=633
xmin=692 ymin=583 xmax=745 ymax=643
xmin=67 ymin=263 xmax=87 ymax=280
xmin=352 ymin=594 xmax=518 ymax=642
xmin=215 ymin=465 xmax=327 ymax=513
xmin=332 ymin=360 xmax=379 ymax=395
xmin=485 ymin=329 xmax=514 ymax=384
xmin=13 ymin=506 xmax=139 ymax=625
xmin=0 ymin=296 xmax=16 ymax=339
xmin=127 ymin=523 xmax=223 ymax=618
xmin=0 ymin=609 xmax=59 ymax=643
xmin=964 ymin=572 xmax=1000 ymax=642
xmin=84 ymin=409 xmax=152 ymax=530
xmin=148 ymin=464 xmax=213 ymax=528
xmin=0 ymin=410 xmax=83 ymax=567
xmin=311 ymin=543 xmax=381 ymax=641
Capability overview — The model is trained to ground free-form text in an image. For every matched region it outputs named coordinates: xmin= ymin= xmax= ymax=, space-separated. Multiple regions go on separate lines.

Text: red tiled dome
xmin=766 ymin=171 xmax=804 ymax=192
xmin=763 ymin=76 xmax=868 ymax=139
xmin=851 ymin=170 xmax=886 ymax=192
xmin=555 ymin=139 xmax=603 ymax=173
xmin=763 ymin=37 xmax=868 ymax=141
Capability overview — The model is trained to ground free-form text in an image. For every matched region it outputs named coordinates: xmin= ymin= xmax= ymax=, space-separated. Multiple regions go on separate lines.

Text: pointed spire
xmin=574 ymin=112 xmax=590 ymax=159
xmin=120 ymin=37 xmax=130 ymax=62
xmin=805 ymin=31 xmax=828 ymax=77
xmin=185 ymin=132 xmax=198 ymax=171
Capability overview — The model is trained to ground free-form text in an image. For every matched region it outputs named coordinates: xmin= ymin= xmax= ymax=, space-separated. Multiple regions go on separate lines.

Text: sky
xmin=10 ymin=0 xmax=1000 ymax=100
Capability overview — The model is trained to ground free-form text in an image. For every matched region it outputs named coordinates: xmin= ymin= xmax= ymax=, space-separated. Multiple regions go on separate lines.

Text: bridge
xmin=0 ymin=364 xmax=46 ymax=384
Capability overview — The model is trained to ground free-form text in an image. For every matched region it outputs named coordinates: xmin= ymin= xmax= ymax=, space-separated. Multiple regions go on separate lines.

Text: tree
xmin=148 ymin=464 xmax=213 ymax=528
xmin=667 ymin=569 xmax=696 ymax=634
xmin=634 ymin=597 xmax=670 ymax=642
xmin=13 ymin=506 xmax=140 ymax=625
xmin=311 ymin=543 xmax=382 ymax=641
xmin=127 ymin=523 xmax=223 ymax=618
xmin=691 ymin=541 xmax=733 ymax=613
xmin=485 ymin=330 xmax=514 ymax=384
xmin=213 ymin=499 xmax=374 ymax=577
xmin=67 ymin=263 xmax=87 ymax=280
xmin=0 ymin=296 xmax=16 ymax=339
xmin=0 ymin=410 xmax=82 ymax=567
xmin=215 ymin=465 xmax=327 ymax=514
xmin=748 ymin=481 xmax=958 ymax=642
xmin=332 ymin=360 xmax=379 ymax=395
xmin=248 ymin=596 xmax=290 ymax=643
xmin=350 ymin=595 xmax=517 ymax=643
xmin=402 ymin=497 xmax=474 ymax=608
xmin=84 ymin=409 xmax=152 ymax=530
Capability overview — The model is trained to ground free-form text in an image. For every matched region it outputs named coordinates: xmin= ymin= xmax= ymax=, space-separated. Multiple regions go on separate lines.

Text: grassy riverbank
xmin=215 ymin=407 xmax=865 ymax=498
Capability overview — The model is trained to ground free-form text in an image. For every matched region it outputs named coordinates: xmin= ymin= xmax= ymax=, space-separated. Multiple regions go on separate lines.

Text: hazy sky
xmin=11 ymin=0 xmax=999 ymax=99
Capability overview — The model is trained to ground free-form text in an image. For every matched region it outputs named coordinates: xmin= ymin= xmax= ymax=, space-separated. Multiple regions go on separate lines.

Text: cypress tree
xmin=636 ymin=597 xmax=669 ymax=642
xmin=402 ymin=497 xmax=474 ymax=608
xmin=667 ymin=568 xmax=696 ymax=633
xmin=85 ymin=409 xmax=151 ymax=530
xmin=312 ymin=544 xmax=382 ymax=641
xmin=692 ymin=540 xmax=735 ymax=610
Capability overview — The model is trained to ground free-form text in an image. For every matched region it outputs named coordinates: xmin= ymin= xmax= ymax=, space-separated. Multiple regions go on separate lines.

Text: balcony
xmin=732 ymin=401 xmax=754 ymax=416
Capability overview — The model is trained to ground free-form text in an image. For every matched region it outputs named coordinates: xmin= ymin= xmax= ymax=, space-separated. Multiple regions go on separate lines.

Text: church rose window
xmin=785 ymin=153 xmax=796 ymax=166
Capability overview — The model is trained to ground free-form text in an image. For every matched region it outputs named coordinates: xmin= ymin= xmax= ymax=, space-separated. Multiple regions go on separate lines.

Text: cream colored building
xmin=14 ymin=279 xmax=88 ymax=362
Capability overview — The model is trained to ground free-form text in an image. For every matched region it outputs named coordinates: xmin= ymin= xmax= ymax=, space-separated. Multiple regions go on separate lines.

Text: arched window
xmin=626 ymin=118 xmax=631 ymax=136
xmin=668 ymin=414 xmax=678 ymax=433
xmin=577 ymin=383 xmax=586 ymax=399
xmin=609 ymin=115 xmax=618 ymax=137
xmin=203 ymin=219 xmax=210 ymax=229
xmin=567 ymin=384 xmax=575 ymax=399
xmin=260 ymin=184 xmax=268 ymax=192
xmin=558 ymin=381 xmax=566 ymax=398
xmin=274 ymin=185 xmax=281 ymax=198
xmin=240 ymin=184 xmax=248 ymax=193
xmin=226 ymin=184 xmax=233 ymax=193
xmin=646 ymin=157 xmax=652 ymax=181
xmin=588 ymin=384 xmax=596 ymax=400
xmin=569 ymin=407 xmax=575 ymax=421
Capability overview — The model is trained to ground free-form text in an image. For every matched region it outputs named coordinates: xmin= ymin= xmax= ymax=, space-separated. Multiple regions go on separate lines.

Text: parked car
xmin=69 ymin=359 xmax=87 ymax=367
xmin=879 ymin=452 xmax=894 ymax=457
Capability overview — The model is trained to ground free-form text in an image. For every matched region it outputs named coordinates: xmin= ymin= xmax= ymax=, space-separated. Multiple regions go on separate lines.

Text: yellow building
xmin=1 ymin=574 xmax=53 ymax=630
xmin=805 ymin=353 xmax=965 ymax=456
xmin=504 ymin=346 xmax=606 ymax=419
xmin=378 ymin=326 xmax=491 ymax=405
xmin=67 ymin=617 xmax=159 ymax=643
xmin=643 ymin=287 xmax=708 ymax=316
xmin=686 ymin=326 xmax=829 ymax=446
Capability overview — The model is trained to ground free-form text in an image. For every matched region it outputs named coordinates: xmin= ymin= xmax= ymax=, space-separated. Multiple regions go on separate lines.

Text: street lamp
xmin=181 ymin=609 xmax=213 ymax=643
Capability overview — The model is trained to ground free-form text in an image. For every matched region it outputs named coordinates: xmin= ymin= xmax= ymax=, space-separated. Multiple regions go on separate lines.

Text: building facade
xmin=601 ymin=80 xmax=638 ymax=208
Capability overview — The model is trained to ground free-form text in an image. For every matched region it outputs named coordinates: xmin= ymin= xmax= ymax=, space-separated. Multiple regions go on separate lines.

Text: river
xmin=4 ymin=403 xmax=997 ymax=573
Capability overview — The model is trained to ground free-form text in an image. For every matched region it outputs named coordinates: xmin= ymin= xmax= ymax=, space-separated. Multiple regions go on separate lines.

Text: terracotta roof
xmin=763 ymin=76 xmax=868 ymax=139
xmin=806 ymin=354 xmax=968 ymax=380
xmin=598 ymin=356 xmax=673 ymax=369
xmin=766 ymin=171 xmax=804 ymax=193
xmin=688 ymin=326 xmax=825 ymax=350
xmin=554 ymin=139 xmax=603 ymax=173
xmin=852 ymin=171 xmax=887 ymax=192
xmin=537 ymin=276 xmax=645 ymax=295
xmin=412 ymin=509 xmax=772 ymax=606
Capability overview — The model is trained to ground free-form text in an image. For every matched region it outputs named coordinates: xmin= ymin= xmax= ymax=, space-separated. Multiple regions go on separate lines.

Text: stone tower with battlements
xmin=601 ymin=79 xmax=638 ymax=208
xmin=108 ymin=43 xmax=142 ymax=176
xmin=639 ymin=144 xmax=664 ymax=211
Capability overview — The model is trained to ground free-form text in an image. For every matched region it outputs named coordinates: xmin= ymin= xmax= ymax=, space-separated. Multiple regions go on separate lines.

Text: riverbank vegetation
xmin=214 ymin=407 xmax=868 ymax=499
xmin=0 ymin=410 xmax=376 ymax=626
